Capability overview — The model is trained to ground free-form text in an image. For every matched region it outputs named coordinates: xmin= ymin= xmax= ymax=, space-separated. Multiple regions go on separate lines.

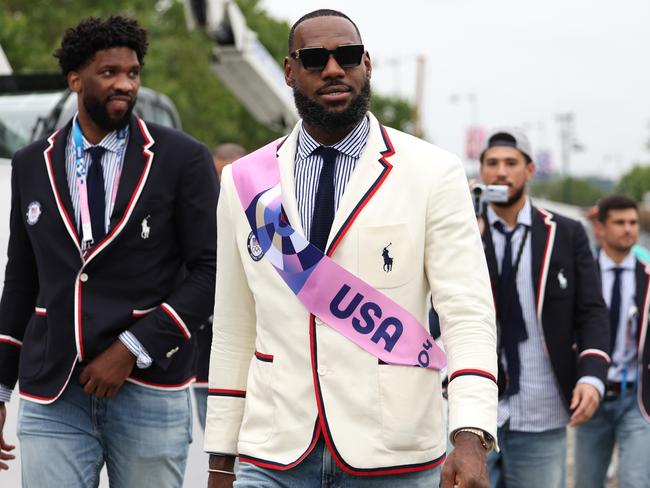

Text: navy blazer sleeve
xmin=571 ymin=220 xmax=610 ymax=382
xmin=0 ymin=154 xmax=40 ymax=389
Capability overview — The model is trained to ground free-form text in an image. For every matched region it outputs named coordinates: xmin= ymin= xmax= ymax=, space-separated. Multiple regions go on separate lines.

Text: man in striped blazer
xmin=477 ymin=128 xmax=610 ymax=488
xmin=0 ymin=16 xmax=218 ymax=487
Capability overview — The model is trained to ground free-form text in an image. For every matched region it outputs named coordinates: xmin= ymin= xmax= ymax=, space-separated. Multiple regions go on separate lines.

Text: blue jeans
xmin=575 ymin=393 xmax=650 ymax=488
xmin=234 ymin=437 xmax=440 ymax=487
xmin=487 ymin=422 xmax=566 ymax=488
xmin=17 ymin=377 xmax=192 ymax=488
xmin=193 ymin=386 xmax=208 ymax=430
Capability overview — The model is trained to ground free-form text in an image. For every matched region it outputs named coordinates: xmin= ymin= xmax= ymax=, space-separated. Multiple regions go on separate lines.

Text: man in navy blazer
xmin=575 ymin=195 xmax=650 ymax=487
xmin=477 ymin=128 xmax=610 ymax=487
xmin=0 ymin=16 xmax=218 ymax=487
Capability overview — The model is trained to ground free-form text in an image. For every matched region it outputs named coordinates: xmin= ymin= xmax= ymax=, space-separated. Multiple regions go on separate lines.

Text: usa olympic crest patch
xmin=247 ymin=231 xmax=264 ymax=261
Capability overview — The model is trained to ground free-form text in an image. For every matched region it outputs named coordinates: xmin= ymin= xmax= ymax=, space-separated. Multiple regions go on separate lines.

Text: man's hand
xmin=440 ymin=432 xmax=489 ymax=488
xmin=79 ymin=340 xmax=136 ymax=398
xmin=0 ymin=402 xmax=16 ymax=470
xmin=207 ymin=454 xmax=236 ymax=488
xmin=569 ymin=382 xmax=600 ymax=426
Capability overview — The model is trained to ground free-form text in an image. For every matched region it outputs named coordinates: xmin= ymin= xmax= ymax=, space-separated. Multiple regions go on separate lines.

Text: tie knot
xmin=319 ymin=146 xmax=338 ymax=165
xmin=493 ymin=221 xmax=518 ymax=240
xmin=612 ymin=267 xmax=624 ymax=277
xmin=87 ymin=146 xmax=106 ymax=163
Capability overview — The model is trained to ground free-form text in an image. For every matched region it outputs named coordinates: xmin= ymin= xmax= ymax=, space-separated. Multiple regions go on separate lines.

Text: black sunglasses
xmin=290 ymin=44 xmax=365 ymax=71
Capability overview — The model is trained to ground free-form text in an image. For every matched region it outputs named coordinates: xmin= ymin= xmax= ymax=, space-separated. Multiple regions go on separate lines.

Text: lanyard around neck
xmin=72 ymin=115 xmax=127 ymax=250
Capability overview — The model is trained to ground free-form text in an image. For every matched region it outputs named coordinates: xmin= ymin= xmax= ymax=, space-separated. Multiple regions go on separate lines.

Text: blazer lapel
xmin=44 ymin=120 xmax=81 ymax=252
xmin=326 ymin=114 xmax=392 ymax=255
xmin=531 ymin=206 xmax=555 ymax=318
xmin=109 ymin=116 xmax=147 ymax=229
xmin=635 ymin=259 xmax=650 ymax=348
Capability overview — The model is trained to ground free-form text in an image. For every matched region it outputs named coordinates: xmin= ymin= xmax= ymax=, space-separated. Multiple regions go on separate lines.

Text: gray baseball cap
xmin=480 ymin=127 xmax=532 ymax=162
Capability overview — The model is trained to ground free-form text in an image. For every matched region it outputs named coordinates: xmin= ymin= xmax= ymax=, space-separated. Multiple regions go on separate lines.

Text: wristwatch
xmin=453 ymin=428 xmax=495 ymax=451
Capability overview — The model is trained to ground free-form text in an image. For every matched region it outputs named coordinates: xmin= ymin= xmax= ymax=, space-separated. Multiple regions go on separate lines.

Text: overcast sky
xmin=263 ymin=0 xmax=650 ymax=180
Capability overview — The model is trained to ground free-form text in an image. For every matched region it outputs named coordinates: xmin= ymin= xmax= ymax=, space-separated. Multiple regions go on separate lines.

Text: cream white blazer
xmin=204 ymin=113 xmax=497 ymax=475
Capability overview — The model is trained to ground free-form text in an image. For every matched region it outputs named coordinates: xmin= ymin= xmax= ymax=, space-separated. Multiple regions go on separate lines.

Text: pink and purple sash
xmin=231 ymin=141 xmax=446 ymax=370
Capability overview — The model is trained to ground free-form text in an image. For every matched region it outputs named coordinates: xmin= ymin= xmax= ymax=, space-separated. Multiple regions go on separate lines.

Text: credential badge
xmin=247 ymin=231 xmax=264 ymax=261
xmin=26 ymin=201 xmax=42 ymax=226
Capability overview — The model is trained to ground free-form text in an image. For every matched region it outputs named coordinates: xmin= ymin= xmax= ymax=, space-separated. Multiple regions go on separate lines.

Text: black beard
xmin=83 ymin=93 xmax=135 ymax=132
xmin=293 ymin=79 xmax=370 ymax=133
xmin=493 ymin=185 xmax=526 ymax=208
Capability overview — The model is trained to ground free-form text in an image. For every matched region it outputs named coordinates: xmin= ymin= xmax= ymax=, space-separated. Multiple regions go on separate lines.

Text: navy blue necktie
xmin=494 ymin=221 xmax=528 ymax=396
xmin=86 ymin=146 xmax=106 ymax=244
xmin=310 ymin=146 xmax=338 ymax=252
xmin=609 ymin=267 xmax=623 ymax=352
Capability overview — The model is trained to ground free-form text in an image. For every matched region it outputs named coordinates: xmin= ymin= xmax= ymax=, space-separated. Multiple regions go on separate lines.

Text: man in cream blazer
xmin=205 ymin=9 xmax=497 ymax=488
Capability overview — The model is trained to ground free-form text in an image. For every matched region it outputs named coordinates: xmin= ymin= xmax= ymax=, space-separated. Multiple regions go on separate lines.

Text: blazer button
xmin=80 ymin=273 xmax=89 ymax=282
xmin=317 ymin=365 xmax=327 ymax=376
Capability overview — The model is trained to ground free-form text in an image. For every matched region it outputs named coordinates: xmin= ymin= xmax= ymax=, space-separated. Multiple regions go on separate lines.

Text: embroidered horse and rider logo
xmin=141 ymin=215 xmax=151 ymax=239
xmin=382 ymin=243 xmax=393 ymax=273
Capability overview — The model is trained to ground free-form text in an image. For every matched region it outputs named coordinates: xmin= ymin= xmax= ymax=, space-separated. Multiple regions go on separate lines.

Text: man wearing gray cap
xmin=476 ymin=129 xmax=610 ymax=487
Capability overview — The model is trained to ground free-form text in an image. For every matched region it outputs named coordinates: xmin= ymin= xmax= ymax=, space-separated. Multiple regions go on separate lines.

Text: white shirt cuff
xmin=0 ymin=384 xmax=13 ymax=403
xmin=577 ymin=376 xmax=605 ymax=398
xmin=119 ymin=331 xmax=153 ymax=369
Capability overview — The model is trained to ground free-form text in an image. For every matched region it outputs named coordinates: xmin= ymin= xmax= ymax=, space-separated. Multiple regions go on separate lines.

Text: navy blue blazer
xmin=0 ymin=115 xmax=218 ymax=402
xmin=482 ymin=204 xmax=610 ymax=409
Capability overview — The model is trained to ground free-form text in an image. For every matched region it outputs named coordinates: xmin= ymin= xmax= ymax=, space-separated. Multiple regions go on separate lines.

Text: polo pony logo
xmin=141 ymin=215 xmax=151 ymax=239
xmin=382 ymin=243 xmax=393 ymax=272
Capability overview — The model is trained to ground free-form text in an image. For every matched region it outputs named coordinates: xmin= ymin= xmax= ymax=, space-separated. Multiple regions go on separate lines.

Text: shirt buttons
xmin=79 ymin=273 xmax=89 ymax=282
xmin=317 ymin=365 xmax=327 ymax=376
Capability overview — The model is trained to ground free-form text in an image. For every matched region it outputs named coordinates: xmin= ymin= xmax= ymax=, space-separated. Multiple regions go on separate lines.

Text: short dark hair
xmin=54 ymin=16 xmax=148 ymax=76
xmin=288 ymin=9 xmax=362 ymax=55
xmin=597 ymin=194 xmax=638 ymax=223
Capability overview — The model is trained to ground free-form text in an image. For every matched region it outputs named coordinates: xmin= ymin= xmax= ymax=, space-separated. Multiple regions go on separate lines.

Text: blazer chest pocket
xmin=358 ymin=224 xmax=415 ymax=289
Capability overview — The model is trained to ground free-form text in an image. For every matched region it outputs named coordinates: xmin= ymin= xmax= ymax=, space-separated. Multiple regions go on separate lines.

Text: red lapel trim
xmin=326 ymin=125 xmax=394 ymax=257
xmin=535 ymin=207 xmax=557 ymax=317
xmin=43 ymin=129 xmax=82 ymax=257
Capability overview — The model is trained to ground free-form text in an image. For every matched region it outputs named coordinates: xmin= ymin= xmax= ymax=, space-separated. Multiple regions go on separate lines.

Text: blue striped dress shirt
xmin=66 ymin=122 xmax=151 ymax=369
xmin=488 ymin=199 xmax=570 ymax=431
xmin=294 ymin=116 xmax=370 ymax=238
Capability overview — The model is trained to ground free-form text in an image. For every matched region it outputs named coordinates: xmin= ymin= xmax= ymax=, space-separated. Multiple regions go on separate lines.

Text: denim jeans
xmin=17 ymin=377 xmax=193 ymax=488
xmin=487 ymin=421 xmax=566 ymax=488
xmin=193 ymin=386 xmax=208 ymax=430
xmin=575 ymin=393 xmax=650 ymax=488
xmin=234 ymin=437 xmax=440 ymax=487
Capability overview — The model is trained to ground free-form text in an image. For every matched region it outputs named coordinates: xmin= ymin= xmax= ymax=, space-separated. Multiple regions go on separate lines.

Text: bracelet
xmin=208 ymin=468 xmax=236 ymax=476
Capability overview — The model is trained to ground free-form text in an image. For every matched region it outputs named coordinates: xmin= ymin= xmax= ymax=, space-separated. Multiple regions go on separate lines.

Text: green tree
xmin=530 ymin=176 xmax=606 ymax=207
xmin=0 ymin=0 xmax=415 ymax=148
xmin=616 ymin=164 xmax=650 ymax=201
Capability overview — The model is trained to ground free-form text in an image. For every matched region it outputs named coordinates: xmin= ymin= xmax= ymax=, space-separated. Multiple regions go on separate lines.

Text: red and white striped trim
xmin=161 ymin=302 xmax=191 ymax=340
xmin=193 ymin=381 xmax=209 ymax=388
xmin=43 ymin=129 xmax=83 ymax=258
xmin=579 ymin=348 xmax=611 ymax=363
xmin=126 ymin=375 xmax=195 ymax=391
xmin=132 ymin=306 xmax=157 ymax=317
xmin=536 ymin=207 xmax=557 ymax=319
xmin=74 ymin=271 xmax=85 ymax=360
xmin=19 ymin=358 xmax=78 ymax=405
xmin=83 ymin=117 xmax=155 ymax=267
xmin=0 ymin=334 xmax=22 ymax=347
xmin=34 ymin=307 xmax=47 ymax=316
